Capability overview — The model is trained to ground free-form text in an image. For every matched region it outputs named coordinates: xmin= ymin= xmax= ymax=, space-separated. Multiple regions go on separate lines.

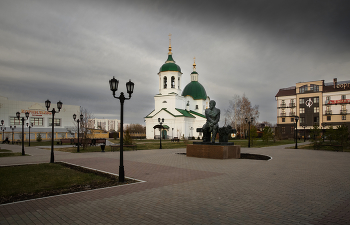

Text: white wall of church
xmin=158 ymin=71 xmax=182 ymax=95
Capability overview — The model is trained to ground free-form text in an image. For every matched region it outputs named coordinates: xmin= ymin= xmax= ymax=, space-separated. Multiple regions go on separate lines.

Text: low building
xmin=0 ymin=95 xmax=80 ymax=141
xmin=275 ymin=78 xmax=350 ymax=139
xmin=88 ymin=118 xmax=120 ymax=132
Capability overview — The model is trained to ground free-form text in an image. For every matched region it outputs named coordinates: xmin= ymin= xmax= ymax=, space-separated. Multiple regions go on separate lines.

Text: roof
xmin=182 ymin=81 xmax=207 ymax=100
xmin=275 ymin=87 xmax=296 ymax=97
xmin=159 ymin=54 xmax=182 ymax=73
xmin=145 ymin=108 xmax=205 ymax=119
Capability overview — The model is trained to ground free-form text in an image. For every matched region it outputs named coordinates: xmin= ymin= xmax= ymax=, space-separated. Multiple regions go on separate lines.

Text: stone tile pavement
xmin=0 ymin=143 xmax=350 ymax=224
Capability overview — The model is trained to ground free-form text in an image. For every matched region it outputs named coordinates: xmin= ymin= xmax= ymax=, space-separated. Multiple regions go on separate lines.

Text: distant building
xmin=275 ymin=78 xmax=350 ymax=139
xmin=88 ymin=118 xmax=120 ymax=131
xmin=0 ymin=95 xmax=80 ymax=140
xmin=145 ymin=36 xmax=210 ymax=139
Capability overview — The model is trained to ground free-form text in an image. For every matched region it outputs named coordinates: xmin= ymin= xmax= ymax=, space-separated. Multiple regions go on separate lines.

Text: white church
xmin=145 ymin=37 xmax=210 ymax=139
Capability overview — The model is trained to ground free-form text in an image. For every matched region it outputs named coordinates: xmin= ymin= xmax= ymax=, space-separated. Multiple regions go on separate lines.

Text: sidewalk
xmin=1 ymin=143 xmax=349 ymax=224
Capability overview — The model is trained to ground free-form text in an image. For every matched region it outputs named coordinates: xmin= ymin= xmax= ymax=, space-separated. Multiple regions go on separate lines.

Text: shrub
xmin=36 ymin=133 xmax=42 ymax=142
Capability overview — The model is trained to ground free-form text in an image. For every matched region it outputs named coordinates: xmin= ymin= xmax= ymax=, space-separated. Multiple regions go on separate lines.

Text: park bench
xmin=110 ymin=145 xmax=137 ymax=151
xmin=60 ymin=139 xmax=73 ymax=145
xmin=171 ymin=137 xmax=179 ymax=142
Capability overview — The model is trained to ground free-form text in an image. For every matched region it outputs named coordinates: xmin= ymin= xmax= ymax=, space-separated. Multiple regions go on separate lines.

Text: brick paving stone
xmin=1 ymin=143 xmax=350 ymax=224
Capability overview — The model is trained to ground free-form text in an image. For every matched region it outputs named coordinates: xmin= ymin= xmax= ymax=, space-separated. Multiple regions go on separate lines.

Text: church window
xmin=178 ymin=78 xmax=180 ymax=89
xmin=164 ymin=76 xmax=167 ymax=89
xmin=171 ymin=76 xmax=175 ymax=88
xmin=162 ymin=101 xmax=167 ymax=103
xmin=196 ymin=105 xmax=198 ymax=109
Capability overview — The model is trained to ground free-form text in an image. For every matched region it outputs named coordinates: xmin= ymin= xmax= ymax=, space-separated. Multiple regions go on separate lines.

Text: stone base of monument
xmin=186 ymin=143 xmax=241 ymax=159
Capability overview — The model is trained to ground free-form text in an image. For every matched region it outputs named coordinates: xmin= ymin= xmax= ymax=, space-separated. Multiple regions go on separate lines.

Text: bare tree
xmin=74 ymin=107 xmax=94 ymax=150
xmin=225 ymin=94 xmax=259 ymax=138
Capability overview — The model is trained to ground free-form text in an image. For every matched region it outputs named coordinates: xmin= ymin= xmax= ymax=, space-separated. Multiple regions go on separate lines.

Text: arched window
xmin=164 ymin=76 xmax=167 ymax=89
xmin=178 ymin=77 xmax=180 ymax=89
xmin=171 ymin=76 xmax=175 ymax=88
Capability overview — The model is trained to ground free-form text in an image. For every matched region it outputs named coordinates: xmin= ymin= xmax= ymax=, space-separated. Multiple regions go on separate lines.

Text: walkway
xmin=0 ymin=143 xmax=349 ymax=224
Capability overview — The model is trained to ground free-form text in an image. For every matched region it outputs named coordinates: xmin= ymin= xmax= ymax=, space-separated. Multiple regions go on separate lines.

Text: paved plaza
xmin=0 ymin=142 xmax=349 ymax=224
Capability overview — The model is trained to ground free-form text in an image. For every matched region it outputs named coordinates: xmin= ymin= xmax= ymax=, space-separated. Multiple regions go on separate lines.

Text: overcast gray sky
xmin=1 ymin=0 xmax=349 ymax=125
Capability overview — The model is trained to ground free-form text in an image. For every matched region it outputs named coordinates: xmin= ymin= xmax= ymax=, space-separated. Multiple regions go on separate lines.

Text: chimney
xmin=333 ymin=78 xmax=337 ymax=88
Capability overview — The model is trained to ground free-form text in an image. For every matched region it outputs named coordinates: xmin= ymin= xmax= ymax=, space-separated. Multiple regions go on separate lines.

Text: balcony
xmin=340 ymin=109 xmax=347 ymax=115
xmin=289 ymin=112 xmax=296 ymax=116
xmin=289 ymin=103 xmax=296 ymax=107
xmin=280 ymin=104 xmax=286 ymax=108
xmin=325 ymin=110 xmax=332 ymax=115
xmin=280 ymin=113 xmax=286 ymax=117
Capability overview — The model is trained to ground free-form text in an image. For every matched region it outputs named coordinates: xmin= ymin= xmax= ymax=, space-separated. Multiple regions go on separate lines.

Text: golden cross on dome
xmin=168 ymin=33 xmax=172 ymax=54
xmin=193 ymin=57 xmax=196 ymax=70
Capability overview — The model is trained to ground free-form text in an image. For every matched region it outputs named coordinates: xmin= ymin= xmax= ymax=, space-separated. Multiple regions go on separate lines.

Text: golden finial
xmin=193 ymin=57 xmax=196 ymax=71
xmin=168 ymin=33 xmax=172 ymax=54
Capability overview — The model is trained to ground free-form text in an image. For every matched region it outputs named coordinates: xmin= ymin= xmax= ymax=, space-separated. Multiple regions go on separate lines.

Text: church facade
xmin=145 ymin=39 xmax=210 ymax=139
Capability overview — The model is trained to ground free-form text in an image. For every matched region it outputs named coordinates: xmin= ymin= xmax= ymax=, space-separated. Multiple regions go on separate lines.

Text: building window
xmin=162 ymin=101 xmax=167 ymax=103
xmin=196 ymin=105 xmax=199 ymax=109
xmin=341 ymin=105 xmax=347 ymax=115
xmin=30 ymin=118 xmax=43 ymax=126
xmin=282 ymin=118 xmax=285 ymax=122
xmin=178 ymin=78 xmax=180 ymax=89
xmin=313 ymin=97 xmax=319 ymax=103
xmin=163 ymin=77 xmax=167 ymax=89
xmin=291 ymin=126 xmax=294 ymax=133
xmin=342 ymin=115 xmax=346 ymax=120
xmin=281 ymin=100 xmax=286 ymax=107
xmin=171 ymin=76 xmax=175 ymax=88
xmin=49 ymin=118 xmax=61 ymax=126
xmin=327 ymin=116 xmax=331 ymax=121
xmin=342 ymin=95 xmax=346 ymax=100
xmin=10 ymin=117 xmax=21 ymax=126
xmin=282 ymin=127 xmax=285 ymax=134
xmin=291 ymin=118 xmax=294 ymax=122
xmin=314 ymin=117 xmax=319 ymax=123
xmin=300 ymin=117 xmax=305 ymax=124
xmin=281 ymin=109 xmax=286 ymax=116
xmin=310 ymin=84 xmax=319 ymax=92
xmin=300 ymin=99 xmax=305 ymax=104
xmin=300 ymin=108 xmax=305 ymax=114
xmin=299 ymin=85 xmax=307 ymax=93
xmin=314 ymin=107 xmax=319 ymax=113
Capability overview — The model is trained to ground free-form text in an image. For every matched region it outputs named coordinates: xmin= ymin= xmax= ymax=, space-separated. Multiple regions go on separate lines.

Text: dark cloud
xmin=0 ymin=0 xmax=349 ymax=125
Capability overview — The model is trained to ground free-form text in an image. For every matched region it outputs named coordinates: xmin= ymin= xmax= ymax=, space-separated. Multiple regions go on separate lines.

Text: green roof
xmin=145 ymin=108 xmax=197 ymax=118
xmin=175 ymin=109 xmax=195 ymax=118
xmin=182 ymin=81 xmax=207 ymax=100
xmin=159 ymin=54 xmax=182 ymax=73
xmin=189 ymin=110 xmax=206 ymax=118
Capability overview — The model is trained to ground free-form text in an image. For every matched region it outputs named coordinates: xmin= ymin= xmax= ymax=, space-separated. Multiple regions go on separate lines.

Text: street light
xmin=294 ymin=116 xmax=299 ymax=149
xmin=245 ymin=117 xmax=253 ymax=148
xmin=73 ymin=113 xmax=83 ymax=153
xmin=10 ymin=126 xmax=16 ymax=144
xmin=158 ymin=118 xmax=164 ymax=149
xmin=1 ymin=120 xmax=5 ymax=142
xmin=45 ymin=99 xmax=63 ymax=163
xmin=109 ymin=77 xmax=134 ymax=182
xmin=16 ymin=111 xmax=29 ymax=155
xmin=26 ymin=122 xmax=33 ymax=146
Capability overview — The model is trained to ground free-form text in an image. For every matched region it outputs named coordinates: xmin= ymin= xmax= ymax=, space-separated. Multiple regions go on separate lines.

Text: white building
xmin=0 ymin=95 xmax=80 ymax=140
xmin=88 ymin=118 xmax=120 ymax=131
xmin=145 ymin=39 xmax=210 ymax=139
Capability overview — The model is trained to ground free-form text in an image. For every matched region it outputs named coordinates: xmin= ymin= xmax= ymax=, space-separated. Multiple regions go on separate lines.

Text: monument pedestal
xmin=186 ymin=144 xmax=241 ymax=159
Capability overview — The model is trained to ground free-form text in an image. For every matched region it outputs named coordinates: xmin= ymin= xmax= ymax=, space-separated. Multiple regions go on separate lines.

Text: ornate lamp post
xmin=16 ymin=111 xmax=29 ymax=155
xmin=45 ymin=99 xmax=63 ymax=163
xmin=10 ymin=126 xmax=16 ymax=144
xmin=245 ymin=117 xmax=253 ymax=148
xmin=158 ymin=118 xmax=164 ymax=149
xmin=26 ymin=122 xmax=33 ymax=146
xmin=109 ymin=77 xmax=134 ymax=182
xmin=294 ymin=116 xmax=299 ymax=149
xmin=73 ymin=113 xmax=83 ymax=152
xmin=1 ymin=120 xmax=5 ymax=142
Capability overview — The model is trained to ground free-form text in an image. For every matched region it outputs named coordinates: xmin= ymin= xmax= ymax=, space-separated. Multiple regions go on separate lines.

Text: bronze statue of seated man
xmin=202 ymin=100 xmax=220 ymax=143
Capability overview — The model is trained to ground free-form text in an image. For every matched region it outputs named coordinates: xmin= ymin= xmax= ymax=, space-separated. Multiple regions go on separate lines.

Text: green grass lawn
xmin=0 ymin=163 xmax=135 ymax=204
xmin=0 ymin=149 xmax=29 ymax=157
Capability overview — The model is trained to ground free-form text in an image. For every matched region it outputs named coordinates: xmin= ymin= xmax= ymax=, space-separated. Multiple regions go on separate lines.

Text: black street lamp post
xmin=158 ymin=118 xmax=164 ymax=149
xmin=245 ymin=117 xmax=253 ymax=148
xmin=26 ymin=123 xmax=33 ymax=146
xmin=16 ymin=111 xmax=29 ymax=155
xmin=45 ymin=100 xmax=63 ymax=163
xmin=109 ymin=77 xmax=134 ymax=183
xmin=295 ymin=116 xmax=299 ymax=149
xmin=10 ymin=126 xmax=16 ymax=144
xmin=73 ymin=114 xmax=83 ymax=152
xmin=1 ymin=120 xmax=5 ymax=142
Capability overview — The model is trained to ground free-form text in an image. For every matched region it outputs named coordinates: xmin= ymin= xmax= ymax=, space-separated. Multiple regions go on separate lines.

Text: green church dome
xmin=159 ymin=54 xmax=182 ymax=73
xmin=182 ymin=81 xmax=207 ymax=100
